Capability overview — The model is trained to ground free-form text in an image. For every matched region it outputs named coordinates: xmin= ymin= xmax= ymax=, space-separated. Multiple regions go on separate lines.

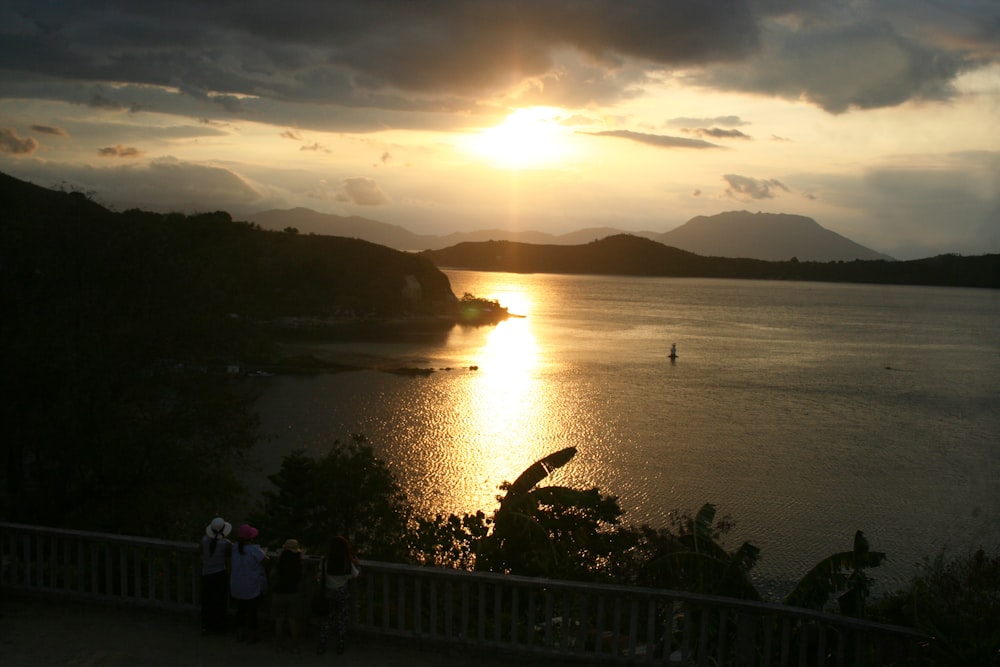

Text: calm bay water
xmin=255 ymin=271 xmax=1000 ymax=596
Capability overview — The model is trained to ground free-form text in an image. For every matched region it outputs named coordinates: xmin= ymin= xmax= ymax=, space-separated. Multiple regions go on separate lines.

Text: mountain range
xmin=245 ymin=208 xmax=893 ymax=262
xmin=418 ymin=235 xmax=998 ymax=288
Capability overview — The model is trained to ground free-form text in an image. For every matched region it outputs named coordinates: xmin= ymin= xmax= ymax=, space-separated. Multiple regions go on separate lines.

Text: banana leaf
xmin=783 ymin=530 xmax=886 ymax=612
xmin=500 ymin=446 xmax=577 ymax=508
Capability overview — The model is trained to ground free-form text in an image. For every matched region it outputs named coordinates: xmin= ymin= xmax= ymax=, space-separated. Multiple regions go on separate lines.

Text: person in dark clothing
xmin=200 ymin=517 xmax=232 ymax=634
xmin=316 ymin=534 xmax=360 ymax=655
xmin=271 ymin=539 xmax=305 ymax=652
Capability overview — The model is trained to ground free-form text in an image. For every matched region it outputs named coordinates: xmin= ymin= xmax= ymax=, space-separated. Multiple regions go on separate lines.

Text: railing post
xmin=413 ymin=574 xmax=423 ymax=637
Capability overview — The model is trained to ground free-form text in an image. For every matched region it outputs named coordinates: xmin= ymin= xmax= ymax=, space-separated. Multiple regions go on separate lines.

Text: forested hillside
xmin=0 ymin=172 xmax=457 ymax=536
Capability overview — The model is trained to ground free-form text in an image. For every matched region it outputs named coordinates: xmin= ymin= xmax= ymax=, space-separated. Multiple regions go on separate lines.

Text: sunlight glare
xmin=480 ymin=319 xmax=538 ymax=386
xmin=464 ymin=107 xmax=574 ymax=169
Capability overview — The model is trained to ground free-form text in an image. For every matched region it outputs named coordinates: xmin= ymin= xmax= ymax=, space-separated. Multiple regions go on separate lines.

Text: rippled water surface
xmin=256 ymin=271 xmax=1000 ymax=593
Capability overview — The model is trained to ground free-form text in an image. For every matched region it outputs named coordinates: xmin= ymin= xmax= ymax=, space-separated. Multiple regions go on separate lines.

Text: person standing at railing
xmin=230 ymin=523 xmax=269 ymax=644
xmin=271 ymin=538 xmax=305 ymax=653
xmin=316 ymin=533 xmax=360 ymax=655
xmin=200 ymin=516 xmax=233 ymax=635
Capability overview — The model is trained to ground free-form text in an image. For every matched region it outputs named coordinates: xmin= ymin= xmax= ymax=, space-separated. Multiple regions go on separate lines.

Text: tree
xmin=871 ymin=549 xmax=1000 ymax=665
xmin=623 ymin=504 xmax=761 ymax=600
xmin=409 ymin=510 xmax=491 ymax=570
xmin=474 ymin=447 xmax=626 ymax=581
xmin=783 ymin=530 xmax=885 ymax=616
xmin=0 ymin=188 xmax=259 ymax=538
xmin=252 ymin=435 xmax=413 ymax=560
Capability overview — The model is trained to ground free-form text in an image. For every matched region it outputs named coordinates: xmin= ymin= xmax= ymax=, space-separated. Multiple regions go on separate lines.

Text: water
xmin=255 ymin=271 xmax=1000 ymax=596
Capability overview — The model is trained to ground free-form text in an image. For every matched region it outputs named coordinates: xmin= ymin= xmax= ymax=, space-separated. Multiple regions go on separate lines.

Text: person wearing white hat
xmin=200 ymin=516 xmax=232 ymax=634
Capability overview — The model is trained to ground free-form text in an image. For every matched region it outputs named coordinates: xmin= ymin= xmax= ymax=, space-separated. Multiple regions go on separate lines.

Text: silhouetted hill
xmin=421 ymin=234 xmax=999 ymax=288
xmin=423 ymin=235 xmax=712 ymax=275
xmin=0 ymin=172 xmax=461 ymax=355
xmin=246 ymin=207 xmax=888 ymax=261
xmin=653 ymin=211 xmax=893 ymax=261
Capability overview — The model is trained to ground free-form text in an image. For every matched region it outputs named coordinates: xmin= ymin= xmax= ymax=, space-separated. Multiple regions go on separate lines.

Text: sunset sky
xmin=1 ymin=1 xmax=998 ymax=259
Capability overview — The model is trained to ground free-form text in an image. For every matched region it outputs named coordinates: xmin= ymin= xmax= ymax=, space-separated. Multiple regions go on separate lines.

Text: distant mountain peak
xmin=245 ymin=206 xmax=892 ymax=262
xmin=657 ymin=210 xmax=891 ymax=261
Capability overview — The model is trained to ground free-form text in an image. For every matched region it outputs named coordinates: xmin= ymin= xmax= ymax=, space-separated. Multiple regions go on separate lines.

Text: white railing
xmin=1 ymin=522 xmax=927 ymax=665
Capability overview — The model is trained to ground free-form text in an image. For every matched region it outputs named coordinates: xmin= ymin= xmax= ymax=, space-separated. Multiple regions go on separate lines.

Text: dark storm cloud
xmin=697 ymin=1 xmax=996 ymax=113
xmin=0 ymin=2 xmax=756 ymax=86
xmin=0 ymin=128 xmax=38 ymax=154
xmin=0 ymin=0 xmax=994 ymax=128
xmin=0 ymin=0 xmax=758 ymax=116
xmin=724 ymin=174 xmax=789 ymax=199
xmin=581 ymin=130 xmax=720 ymax=150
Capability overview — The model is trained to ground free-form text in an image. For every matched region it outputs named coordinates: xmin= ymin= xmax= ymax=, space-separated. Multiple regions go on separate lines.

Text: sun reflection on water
xmin=461 ymin=316 xmax=548 ymax=498
xmin=431 ymin=280 xmax=587 ymax=514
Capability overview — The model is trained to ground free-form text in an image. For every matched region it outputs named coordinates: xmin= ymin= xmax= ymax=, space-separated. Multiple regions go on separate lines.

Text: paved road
xmin=1 ymin=594 xmax=580 ymax=667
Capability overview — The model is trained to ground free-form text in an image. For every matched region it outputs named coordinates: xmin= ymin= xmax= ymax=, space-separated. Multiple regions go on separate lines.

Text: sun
xmin=464 ymin=107 xmax=574 ymax=169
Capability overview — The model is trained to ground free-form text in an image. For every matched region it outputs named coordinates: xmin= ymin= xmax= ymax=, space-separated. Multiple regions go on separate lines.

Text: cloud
xmin=688 ymin=128 xmax=751 ymax=140
xmin=0 ymin=0 xmax=991 ymax=130
xmin=0 ymin=158 xmax=264 ymax=212
xmin=763 ymin=150 xmax=1000 ymax=258
xmin=724 ymin=174 xmax=790 ymax=200
xmin=337 ymin=177 xmax=389 ymax=206
xmin=0 ymin=128 xmax=39 ymax=154
xmin=505 ymin=49 xmax=655 ymax=108
xmin=0 ymin=1 xmax=758 ymax=120
xmin=858 ymin=153 xmax=1000 ymax=257
xmin=300 ymin=142 xmax=330 ymax=153
xmin=89 ymin=92 xmax=127 ymax=111
xmin=666 ymin=115 xmax=748 ymax=127
xmin=581 ymin=129 xmax=721 ymax=149
xmin=98 ymin=145 xmax=143 ymax=158
xmin=30 ymin=124 xmax=68 ymax=136
xmin=694 ymin=15 xmax=971 ymax=113
xmin=319 ymin=1 xmax=760 ymax=95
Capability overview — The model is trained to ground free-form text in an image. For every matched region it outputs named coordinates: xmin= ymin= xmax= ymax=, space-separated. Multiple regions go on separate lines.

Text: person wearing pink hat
xmin=229 ymin=523 xmax=268 ymax=643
